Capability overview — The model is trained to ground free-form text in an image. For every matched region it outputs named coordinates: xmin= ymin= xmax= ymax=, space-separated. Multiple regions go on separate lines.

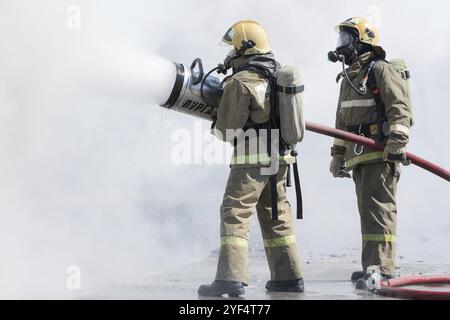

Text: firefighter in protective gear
xmin=198 ymin=20 xmax=304 ymax=297
xmin=329 ymin=17 xmax=413 ymax=286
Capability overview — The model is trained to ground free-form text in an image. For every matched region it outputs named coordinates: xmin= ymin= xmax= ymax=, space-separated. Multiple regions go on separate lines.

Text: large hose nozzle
xmin=160 ymin=58 xmax=222 ymax=121
xmin=162 ymin=63 xmax=185 ymax=108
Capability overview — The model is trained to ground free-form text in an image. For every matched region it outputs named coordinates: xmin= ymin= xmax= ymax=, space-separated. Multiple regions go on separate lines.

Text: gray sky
xmin=0 ymin=0 xmax=449 ymax=298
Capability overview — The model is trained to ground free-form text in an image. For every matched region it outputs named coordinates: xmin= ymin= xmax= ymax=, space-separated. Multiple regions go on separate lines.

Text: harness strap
xmin=367 ymin=60 xmax=401 ymax=177
xmin=367 ymin=60 xmax=387 ymax=142
xmin=236 ymin=64 xmax=304 ymax=221
xmin=268 ymin=76 xmax=280 ymax=221
xmin=277 ymin=84 xmax=305 ymax=95
xmin=292 ymin=159 xmax=303 ymax=220
xmin=270 ymin=174 xmax=278 ymax=221
xmin=346 ymin=122 xmax=382 ymax=138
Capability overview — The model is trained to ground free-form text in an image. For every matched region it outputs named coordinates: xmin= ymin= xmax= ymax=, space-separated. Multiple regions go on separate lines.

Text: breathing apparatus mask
xmin=328 ymin=29 xmax=361 ymax=65
xmin=217 ymin=48 xmax=237 ymax=75
xmin=328 ymin=28 xmax=374 ymax=95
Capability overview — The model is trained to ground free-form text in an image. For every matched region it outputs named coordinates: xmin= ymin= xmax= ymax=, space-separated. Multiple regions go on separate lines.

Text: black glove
xmin=330 ymin=155 xmax=351 ymax=179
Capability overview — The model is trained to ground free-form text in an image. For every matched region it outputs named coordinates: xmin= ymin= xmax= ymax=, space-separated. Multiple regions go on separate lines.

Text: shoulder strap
xmin=292 ymin=158 xmax=303 ymax=220
xmin=367 ymin=60 xmax=387 ymax=141
xmin=235 ymin=65 xmax=279 ymax=129
xmin=235 ymin=65 xmax=304 ymax=220
xmin=234 ymin=64 xmax=275 ymax=80
xmin=234 ymin=66 xmax=281 ymax=221
xmin=367 ymin=60 xmax=386 ymax=101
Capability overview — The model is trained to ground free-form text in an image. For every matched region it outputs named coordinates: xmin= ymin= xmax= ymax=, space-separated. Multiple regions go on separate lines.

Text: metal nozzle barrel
xmin=162 ymin=63 xmax=186 ymax=108
xmin=160 ymin=59 xmax=222 ymax=121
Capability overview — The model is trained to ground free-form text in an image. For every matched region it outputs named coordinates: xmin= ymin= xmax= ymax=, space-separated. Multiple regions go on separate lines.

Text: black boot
xmin=351 ymin=271 xmax=366 ymax=282
xmin=198 ymin=281 xmax=245 ymax=297
xmin=266 ymin=278 xmax=305 ymax=293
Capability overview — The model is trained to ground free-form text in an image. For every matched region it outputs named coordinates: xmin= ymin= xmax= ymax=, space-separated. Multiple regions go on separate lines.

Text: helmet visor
xmin=222 ymin=28 xmax=235 ymax=45
xmin=336 ymin=30 xmax=354 ymax=49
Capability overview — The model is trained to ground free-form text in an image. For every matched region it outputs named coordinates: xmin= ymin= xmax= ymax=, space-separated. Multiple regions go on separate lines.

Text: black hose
xmin=341 ymin=58 xmax=367 ymax=95
xmin=200 ymin=66 xmax=220 ymax=106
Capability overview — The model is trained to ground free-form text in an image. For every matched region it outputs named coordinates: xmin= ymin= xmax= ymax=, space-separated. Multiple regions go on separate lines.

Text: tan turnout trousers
xmin=353 ymin=162 xmax=399 ymax=276
xmin=215 ymin=165 xmax=303 ymax=285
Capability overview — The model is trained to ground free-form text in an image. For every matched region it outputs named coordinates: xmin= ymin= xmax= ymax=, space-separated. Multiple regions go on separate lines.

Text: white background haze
xmin=0 ymin=0 xmax=449 ymax=298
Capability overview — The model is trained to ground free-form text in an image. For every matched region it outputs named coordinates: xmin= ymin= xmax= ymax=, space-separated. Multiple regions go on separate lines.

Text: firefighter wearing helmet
xmin=328 ymin=17 xmax=414 ymax=289
xmin=198 ymin=20 xmax=304 ymax=297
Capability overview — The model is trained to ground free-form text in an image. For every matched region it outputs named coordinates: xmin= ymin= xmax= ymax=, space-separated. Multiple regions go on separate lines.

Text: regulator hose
xmin=341 ymin=58 xmax=368 ymax=95
xmin=200 ymin=66 xmax=221 ymax=107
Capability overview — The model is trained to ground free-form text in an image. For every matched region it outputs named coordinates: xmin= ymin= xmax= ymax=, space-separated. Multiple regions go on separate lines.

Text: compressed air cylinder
xmin=161 ymin=60 xmax=222 ymax=121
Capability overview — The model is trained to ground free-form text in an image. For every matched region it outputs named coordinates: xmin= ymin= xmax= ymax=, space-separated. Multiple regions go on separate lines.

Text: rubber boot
xmin=351 ymin=271 xmax=366 ymax=282
xmin=266 ymin=278 xmax=305 ymax=293
xmin=198 ymin=281 xmax=245 ymax=298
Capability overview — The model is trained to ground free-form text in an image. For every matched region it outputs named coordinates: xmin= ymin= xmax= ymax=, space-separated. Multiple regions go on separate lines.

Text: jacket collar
xmin=231 ymin=53 xmax=280 ymax=75
xmin=346 ymin=51 xmax=376 ymax=78
xmin=337 ymin=46 xmax=387 ymax=80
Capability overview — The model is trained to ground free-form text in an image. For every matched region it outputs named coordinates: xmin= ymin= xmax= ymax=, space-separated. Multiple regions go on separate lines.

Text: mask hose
xmin=200 ymin=66 xmax=221 ymax=106
xmin=340 ymin=57 xmax=368 ymax=96
xmin=200 ymin=51 xmax=235 ymax=104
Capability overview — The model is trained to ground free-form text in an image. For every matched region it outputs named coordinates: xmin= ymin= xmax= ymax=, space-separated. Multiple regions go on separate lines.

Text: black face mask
xmin=328 ymin=29 xmax=377 ymax=96
xmin=328 ymin=29 xmax=363 ymax=65
xmin=338 ymin=30 xmax=359 ymax=64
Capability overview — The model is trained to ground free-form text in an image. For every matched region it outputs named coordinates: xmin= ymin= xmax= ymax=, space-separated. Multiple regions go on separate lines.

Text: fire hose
xmin=377 ymin=276 xmax=450 ymax=300
xmin=305 ymin=122 xmax=450 ymax=183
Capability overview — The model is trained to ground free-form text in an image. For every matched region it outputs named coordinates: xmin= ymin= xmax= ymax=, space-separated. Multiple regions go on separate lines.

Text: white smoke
xmin=0 ymin=0 xmax=209 ymax=298
xmin=0 ymin=0 xmax=449 ymax=298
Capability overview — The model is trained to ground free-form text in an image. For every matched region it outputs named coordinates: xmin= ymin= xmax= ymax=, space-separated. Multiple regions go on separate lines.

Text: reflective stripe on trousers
xmin=363 ymin=234 xmax=397 ymax=242
xmin=221 ymin=235 xmax=297 ymax=248
xmin=263 ymin=235 xmax=296 ymax=248
xmin=221 ymin=236 xmax=248 ymax=248
xmin=231 ymin=154 xmax=294 ymax=166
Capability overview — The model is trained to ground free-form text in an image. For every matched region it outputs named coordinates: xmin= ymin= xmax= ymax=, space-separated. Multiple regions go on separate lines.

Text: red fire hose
xmin=377 ymin=276 xmax=450 ymax=300
xmin=306 ymin=122 xmax=450 ymax=182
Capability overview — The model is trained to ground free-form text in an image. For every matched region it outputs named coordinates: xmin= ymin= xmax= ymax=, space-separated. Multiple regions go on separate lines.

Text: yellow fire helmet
xmin=222 ymin=20 xmax=272 ymax=55
xmin=336 ymin=17 xmax=379 ymax=46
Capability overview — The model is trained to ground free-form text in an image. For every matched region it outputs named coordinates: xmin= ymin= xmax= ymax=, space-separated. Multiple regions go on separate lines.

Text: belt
xmin=346 ymin=123 xmax=380 ymax=138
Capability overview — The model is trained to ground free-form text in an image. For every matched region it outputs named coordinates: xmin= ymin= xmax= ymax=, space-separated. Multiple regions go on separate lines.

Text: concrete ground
xmin=81 ymin=250 xmax=450 ymax=300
